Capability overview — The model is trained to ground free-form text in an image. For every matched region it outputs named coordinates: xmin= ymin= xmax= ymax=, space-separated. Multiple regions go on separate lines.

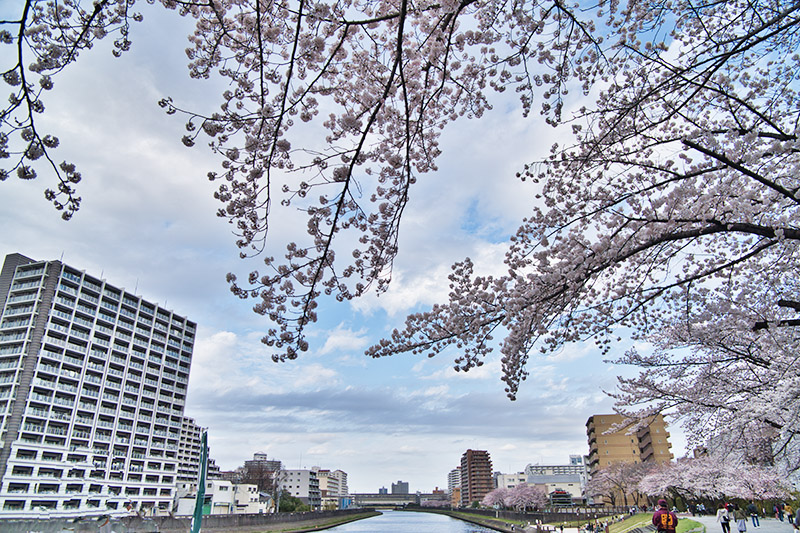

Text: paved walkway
xmin=686 ymin=515 xmax=797 ymax=533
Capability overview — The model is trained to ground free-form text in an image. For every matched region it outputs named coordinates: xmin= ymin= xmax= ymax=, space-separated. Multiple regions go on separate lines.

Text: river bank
xmin=201 ymin=510 xmax=382 ymax=532
xmin=0 ymin=509 xmax=381 ymax=533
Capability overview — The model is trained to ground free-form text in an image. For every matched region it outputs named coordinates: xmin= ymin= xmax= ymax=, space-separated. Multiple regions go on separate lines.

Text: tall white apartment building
xmin=447 ymin=467 xmax=461 ymax=495
xmin=177 ymin=416 xmax=205 ymax=484
xmin=0 ymin=254 xmax=194 ymax=518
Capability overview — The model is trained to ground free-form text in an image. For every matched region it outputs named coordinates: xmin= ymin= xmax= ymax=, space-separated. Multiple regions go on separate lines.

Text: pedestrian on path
xmin=747 ymin=502 xmax=760 ymax=528
xmin=734 ymin=504 xmax=748 ymax=533
xmin=653 ymin=499 xmax=679 ymax=533
xmin=718 ymin=504 xmax=732 ymax=533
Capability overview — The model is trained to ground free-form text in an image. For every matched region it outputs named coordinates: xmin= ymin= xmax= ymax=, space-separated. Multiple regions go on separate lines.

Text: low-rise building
xmin=174 ymin=480 xmax=266 ymax=515
xmin=526 ymin=474 xmax=584 ymax=505
xmin=495 ymin=472 xmax=527 ymax=489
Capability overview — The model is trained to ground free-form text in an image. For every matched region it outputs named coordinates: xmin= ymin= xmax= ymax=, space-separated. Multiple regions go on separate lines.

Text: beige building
xmin=586 ymin=414 xmax=673 ymax=473
xmin=312 ymin=468 xmax=339 ymax=509
xmin=586 ymin=413 xmax=673 ymax=505
xmin=586 ymin=413 xmax=673 ymax=473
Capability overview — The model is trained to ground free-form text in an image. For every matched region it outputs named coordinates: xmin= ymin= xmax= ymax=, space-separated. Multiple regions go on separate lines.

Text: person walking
xmin=718 ymin=504 xmax=732 ymax=533
xmin=734 ymin=505 xmax=748 ymax=533
xmin=747 ymin=502 xmax=760 ymax=528
xmin=787 ymin=503 xmax=794 ymax=526
xmin=654 ymin=499 xmax=679 ymax=533
xmin=794 ymin=506 xmax=800 ymax=531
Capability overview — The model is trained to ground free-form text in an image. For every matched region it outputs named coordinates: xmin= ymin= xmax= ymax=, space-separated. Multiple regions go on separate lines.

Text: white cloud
xmin=421 ymin=358 xmax=503 ymax=382
xmin=293 ymin=364 xmax=341 ymax=388
xmin=317 ymin=324 xmax=370 ymax=355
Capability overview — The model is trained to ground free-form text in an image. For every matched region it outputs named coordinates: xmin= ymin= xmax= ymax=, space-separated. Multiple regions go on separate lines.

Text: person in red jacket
xmin=653 ymin=499 xmax=679 ymax=533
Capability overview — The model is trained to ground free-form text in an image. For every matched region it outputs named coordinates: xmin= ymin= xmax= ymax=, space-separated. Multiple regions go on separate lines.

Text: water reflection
xmin=325 ymin=510 xmax=501 ymax=532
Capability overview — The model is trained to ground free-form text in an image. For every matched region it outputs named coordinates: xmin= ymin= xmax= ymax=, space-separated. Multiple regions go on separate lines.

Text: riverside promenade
xmin=688 ymin=515 xmax=797 ymax=533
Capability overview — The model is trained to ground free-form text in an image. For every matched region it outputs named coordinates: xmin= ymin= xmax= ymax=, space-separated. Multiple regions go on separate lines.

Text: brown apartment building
xmin=460 ymin=449 xmax=493 ymax=506
xmin=586 ymin=413 xmax=673 ymax=474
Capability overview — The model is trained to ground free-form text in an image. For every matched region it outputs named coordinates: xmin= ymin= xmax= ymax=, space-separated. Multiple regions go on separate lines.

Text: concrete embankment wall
xmin=0 ymin=508 xmax=372 ymax=533
xmin=410 ymin=506 xmax=629 ymax=525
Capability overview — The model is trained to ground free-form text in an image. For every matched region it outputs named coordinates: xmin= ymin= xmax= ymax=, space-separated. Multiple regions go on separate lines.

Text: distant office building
xmin=391 ymin=480 xmax=409 ymax=494
xmin=378 ymin=486 xmax=388 ymax=494
xmin=246 ymin=452 xmax=282 ymax=472
xmin=241 ymin=452 xmax=282 ymax=493
xmin=0 ymin=253 xmax=195 ymax=517
xmin=570 ymin=454 xmax=587 ymax=466
xmin=460 ymin=449 xmax=493 ymax=507
xmin=447 ymin=467 xmax=461 ymax=495
xmin=525 ymin=457 xmax=588 ymax=477
xmin=586 ymin=413 xmax=673 ymax=474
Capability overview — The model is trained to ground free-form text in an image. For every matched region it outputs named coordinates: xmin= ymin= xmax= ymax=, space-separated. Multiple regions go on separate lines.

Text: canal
xmin=324 ymin=509 xmax=502 ymax=532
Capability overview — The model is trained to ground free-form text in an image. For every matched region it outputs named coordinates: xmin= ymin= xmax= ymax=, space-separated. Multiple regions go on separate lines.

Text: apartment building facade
xmin=329 ymin=469 xmax=348 ymax=496
xmin=177 ymin=416 xmax=205 ymax=484
xmin=460 ymin=449 xmax=492 ymax=507
xmin=0 ymin=254 xmax=195 ymax=518
xmin=447 ymin=466 xmax=461 ymax=496
xmin=280 ymin=469 xmax=321 ymax=509
xmin=586 ymin=413 xmax=673 ymax=474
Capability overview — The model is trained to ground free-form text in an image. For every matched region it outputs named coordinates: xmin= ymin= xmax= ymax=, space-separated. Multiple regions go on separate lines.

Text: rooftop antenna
xmin=134 ymin=278 xmax=139 ymax=295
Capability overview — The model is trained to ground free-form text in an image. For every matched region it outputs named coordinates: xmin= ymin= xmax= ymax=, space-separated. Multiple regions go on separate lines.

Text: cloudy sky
xmin=0 ymin=3 xmax=685 ymax=492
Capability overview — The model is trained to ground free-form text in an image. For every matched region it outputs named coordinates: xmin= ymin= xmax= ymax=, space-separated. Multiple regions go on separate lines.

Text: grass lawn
xmin=606 ymin=514 xmax=704 ymax=533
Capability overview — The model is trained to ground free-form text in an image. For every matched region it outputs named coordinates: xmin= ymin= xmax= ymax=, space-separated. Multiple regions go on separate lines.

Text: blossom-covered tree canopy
xmin=481 ymin=486 xmax=509 ymax=508
xmin=3 ymin=0 xmax=800 ymax=456
xmin=639 ymin=455 xmax=790 ymax=502
xmin=585 ymin=461 xmax=647 ymax=507
xmin=482 ymin=483 xmax=547 ymax=510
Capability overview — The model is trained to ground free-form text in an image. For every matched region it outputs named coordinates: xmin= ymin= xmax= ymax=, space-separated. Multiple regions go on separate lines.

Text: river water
xmin=324 ymin=510 xmax=502 ymax=532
